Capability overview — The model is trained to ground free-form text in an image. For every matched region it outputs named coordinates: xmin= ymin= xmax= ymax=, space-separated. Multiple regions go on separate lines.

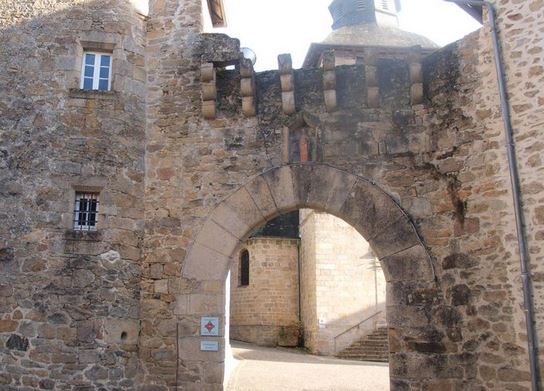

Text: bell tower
xmin=329 ymin=0 xmax=401 ymax=29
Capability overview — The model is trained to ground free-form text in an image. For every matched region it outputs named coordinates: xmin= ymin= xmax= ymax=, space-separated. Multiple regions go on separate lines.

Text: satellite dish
xmin=241 ymin=47 xmax=257 ymax=66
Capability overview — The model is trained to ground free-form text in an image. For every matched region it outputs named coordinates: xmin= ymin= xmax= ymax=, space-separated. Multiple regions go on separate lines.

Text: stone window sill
xmin=68 ymin=89 xmax=118 ymax=100
xmin=64 ymin=230 xmax=103 ymax=242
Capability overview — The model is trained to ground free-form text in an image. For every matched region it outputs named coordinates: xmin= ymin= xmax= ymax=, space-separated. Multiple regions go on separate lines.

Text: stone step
xmin=351 ymin=341 xmax=389 ymax=346
xmin=336 ymin=327 xmax=389 ymax=363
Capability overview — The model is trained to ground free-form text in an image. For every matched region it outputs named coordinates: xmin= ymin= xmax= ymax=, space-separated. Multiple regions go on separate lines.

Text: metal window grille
xmin=73 ymin=192 xmax=99 ymax=231
xmin=240 ymin=250 xmax=250 ymax=286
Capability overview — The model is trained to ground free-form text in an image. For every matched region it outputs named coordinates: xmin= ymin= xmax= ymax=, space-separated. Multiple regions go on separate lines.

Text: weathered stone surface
xmin=1 ymin=0 xmax=542 ymax=389
xmin=340 ymin=179 xmax=405 ymax=240
xmin=380 ymin=245 xmax=434 ymax=282
xmin=6 ymin=334 xmax=29 ymax=351
xmin=197 ymin=33 xmax=241 ymax=65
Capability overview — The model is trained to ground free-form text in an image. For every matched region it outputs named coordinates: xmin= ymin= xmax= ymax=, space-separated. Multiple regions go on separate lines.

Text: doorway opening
xmin=225 ymin=209 xmax=390 ymax=390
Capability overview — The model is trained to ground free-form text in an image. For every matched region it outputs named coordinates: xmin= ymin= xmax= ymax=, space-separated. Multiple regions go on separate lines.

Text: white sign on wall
xmin=319 ymin=318 xmax=326 ymax=329
xmin=200 ymin=317 xmax=220 ymax=336
xmin=200 ymin=340 xmax=219 ymax=351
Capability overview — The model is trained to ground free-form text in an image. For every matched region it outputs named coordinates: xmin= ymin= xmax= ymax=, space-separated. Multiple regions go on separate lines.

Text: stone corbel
xmin=278 ymin=54 xmax=295 ymax=115
xmin=201 ymin=62 xmax=216 ymax=119
xmin=408 ymin=48 xmax=424 ymax=105
xmin=322 ymin=50 xmax=337 ymax=112
xmin=240 ymin=58 xmax=256 ymax=117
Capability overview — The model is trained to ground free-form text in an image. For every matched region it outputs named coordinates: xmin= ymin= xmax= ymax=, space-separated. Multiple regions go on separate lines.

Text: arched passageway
xmin=181 ymin=164 xmax=448 ymax=390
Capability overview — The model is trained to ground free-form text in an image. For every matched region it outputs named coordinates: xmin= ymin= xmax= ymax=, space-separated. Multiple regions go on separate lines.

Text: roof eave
xmin=207 ymin=0 xmax=227 ymax=28
xmin=456 ymin=3 xmax=483 ymax=24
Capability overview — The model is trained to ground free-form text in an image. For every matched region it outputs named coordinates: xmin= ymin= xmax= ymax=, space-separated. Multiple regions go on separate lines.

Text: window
xmin=81 ymin=52 xmax=112 ymax=91
xmin=375 ymin=0 xmax=394 ymax=12
xmin=73 ymin=192 xmax=99 ymax=230
xmin=240 ymin=250 xmax=250 ymax=286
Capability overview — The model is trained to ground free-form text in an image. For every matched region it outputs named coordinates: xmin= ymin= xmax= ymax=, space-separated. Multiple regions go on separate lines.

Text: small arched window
xmin=240 ymin=250 xmax=250 ymax=286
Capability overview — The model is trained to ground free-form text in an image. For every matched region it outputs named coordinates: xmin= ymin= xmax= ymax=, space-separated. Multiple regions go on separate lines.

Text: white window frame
xmin=80 ymin=51 xmax=112 ymax=91
xmin=375 ymin=0 xmax=394 ymax=12
xmin=73 ymin=192 xmax=100 ymax=231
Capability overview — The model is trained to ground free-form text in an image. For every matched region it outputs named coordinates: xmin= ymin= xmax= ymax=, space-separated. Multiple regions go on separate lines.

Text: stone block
xmin=387 ymin=282 xmax=440 ymax=307
xmin=262 ymin=167 xmax=297 ymax=213
xmin=183 ymin=243 xmax=229 ymax=281
xmin=386 ymin=305 xmax=430 ymax=328
xmin=189 ymin=294 xmax=225 ymax=317
xmin=104 ymin=318 xmax=140 ymax=345
xmin=0 ymin=319 xmax=18 ymax=332
xmin=6 ymin=334 xmax=29 ymax=351
xmin=288 ymin=164 xmax=314 ymax=207
xmin=224 ymin=186 xmax=265 ymax=231
xmin=380 ymin=245 xmax=434 ymax=282
xmin=370 ymin=216 xmax=421 ymax=259
xmin=154 ymin=279 xmax=168 ymax=294
xmin=277 ymin=54 xmax=293 ymax=73
xmin=203 ymin=361 xmax=224 ymax=384
xmin=198 ymin=34 xmax=241 ymax=65
xmin=196 ymin=220 xmax=239 ymax=257
xmin=340 ymin=179 xmax=405 ymax=240
xmin=244 ymin=176 xmax=277 ymax=221
xmin=209 ymin=204 xmax=250 ymax=241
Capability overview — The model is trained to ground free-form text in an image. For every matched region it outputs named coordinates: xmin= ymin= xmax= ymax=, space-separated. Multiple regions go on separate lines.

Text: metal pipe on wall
xmin=444 ymin=1 xmax=540 ymax=389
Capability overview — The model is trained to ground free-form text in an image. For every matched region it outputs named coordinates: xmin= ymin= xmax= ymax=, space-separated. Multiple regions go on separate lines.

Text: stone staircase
xmin=336 ymin=327 xmax=389 ymax=362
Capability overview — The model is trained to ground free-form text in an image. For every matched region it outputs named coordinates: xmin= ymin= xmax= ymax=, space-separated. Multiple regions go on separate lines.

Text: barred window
xmin=81 ymin=51 xmax=112 ymax=91
xmin=240 ymin=250 xmax=250 ymax=286
xmin=73 ymin=192 xmax=99 ymax=231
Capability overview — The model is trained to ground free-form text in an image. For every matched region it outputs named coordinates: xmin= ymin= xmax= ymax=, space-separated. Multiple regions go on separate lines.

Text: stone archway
xmin=180 ymin=164 xmax=449 ymax=390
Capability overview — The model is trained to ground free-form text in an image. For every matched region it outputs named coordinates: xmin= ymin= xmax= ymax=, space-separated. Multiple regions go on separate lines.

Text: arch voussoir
xmin=210 ymin=203 xmax=251 ymax=240
xmin=261 ymin=166 xmax=297 ymax=213
xmin=244 ymin=175 xmax=277 ymax=221
xmin=340 ymin=178 xmax=405 ymax=240
xmin=183 ymin=242 xmax=230 ymax=281
xmin=223 ymin=186 xmax=265 ymax=232
xmin=193 ymin=220 xmax=240 ymax=257
xmin=380 ymin=245 xmax=434 ymax=283
xmin=369 ymin=215 xmax=422 ymax=260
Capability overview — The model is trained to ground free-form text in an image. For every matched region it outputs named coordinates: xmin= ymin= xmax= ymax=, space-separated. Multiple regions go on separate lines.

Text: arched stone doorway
xmin=180 ymin=164 xmax=449 ymax=390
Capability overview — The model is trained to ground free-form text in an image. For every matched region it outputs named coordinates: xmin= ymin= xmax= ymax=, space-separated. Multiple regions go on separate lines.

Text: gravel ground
xmin=225 ymin=341 xmax=390 ymax=391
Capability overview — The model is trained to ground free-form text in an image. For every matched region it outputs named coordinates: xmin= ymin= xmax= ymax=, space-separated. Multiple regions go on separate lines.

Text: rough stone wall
xmin=299 ymin=210 xmax=386 ymax=355
xmin=229 ymin=238 xmax=299 ymax=346
xmin=495 ymin=0 xmax=544 ymax=380
xmin=168 ymin=3 xmax=543 ymax=385
xmin=0 ymin=0 xmax=541 ymax=390
xmin=415 ymin=0 xmax=543 ymax=386
xmin=0 ymin=0 xmax=146 ymax=390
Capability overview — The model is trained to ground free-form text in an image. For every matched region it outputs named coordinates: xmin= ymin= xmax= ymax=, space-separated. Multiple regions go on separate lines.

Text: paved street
xmin=225 ymin=341 xmax=390 ymax=391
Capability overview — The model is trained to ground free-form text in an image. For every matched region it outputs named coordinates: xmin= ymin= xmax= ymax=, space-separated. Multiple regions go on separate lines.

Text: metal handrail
xmin=333 ymin=311 xmax=383 ymax=353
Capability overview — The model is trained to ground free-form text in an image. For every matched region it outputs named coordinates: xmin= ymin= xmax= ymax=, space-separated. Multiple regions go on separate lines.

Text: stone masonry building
xmin=1 ymin=0 xmax=543 ymax=390
xmin=229 ymin=210 xmax=386 ymax=355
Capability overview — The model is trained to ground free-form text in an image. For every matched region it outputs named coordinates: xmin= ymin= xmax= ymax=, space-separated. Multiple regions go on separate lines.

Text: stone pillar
xmin=201 ymin=62 xmax=217 ymax=119
xmin=365 ymin=58 xmax=380 ymax=108
xmin=408 ymin=48 xmax=423 ymax=105
xmin=322 ymin=50 xmax=337 ymax=112
xmin=143 ymin=0 xmax=205 ymax=389
xmin=240 ymin=58 xmax=256 ymax=117
xmin=278 ymin=53 xmax=296 ymax=115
